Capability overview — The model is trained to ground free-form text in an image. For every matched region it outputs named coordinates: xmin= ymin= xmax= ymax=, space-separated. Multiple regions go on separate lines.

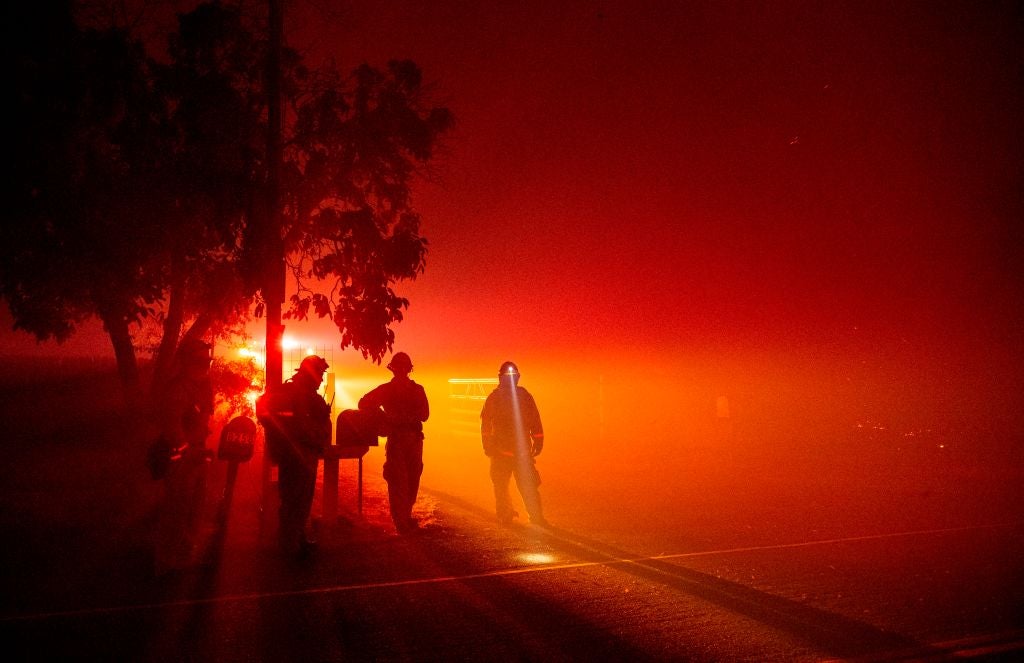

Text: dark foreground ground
xmin=1 ymin=361 xmax=1022 ymax=661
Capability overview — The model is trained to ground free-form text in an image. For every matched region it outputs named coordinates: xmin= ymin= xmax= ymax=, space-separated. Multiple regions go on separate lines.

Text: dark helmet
xmin=387 ymin=352 xmax=413 ymax=373
xmin=498 ymin=361 xmax=520 ymax=385
xmin=296 ymin=355 xmax=329 ymax=380
xmin=177 ymin=338 xmax=212 ymax=366
xmin=498 ymin=361 xmax=520 ymax=377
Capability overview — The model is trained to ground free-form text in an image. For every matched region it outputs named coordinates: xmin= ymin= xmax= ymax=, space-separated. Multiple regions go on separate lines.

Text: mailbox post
xmin=323 ymin=444 xmax=370 ymax=520
xmin=216 ymin=416 xmax=257 ymax=522
xmin=324 ymin=409 xmax=383 ymax=522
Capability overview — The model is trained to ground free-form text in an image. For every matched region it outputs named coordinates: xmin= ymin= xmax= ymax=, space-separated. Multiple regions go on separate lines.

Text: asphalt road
xmin=1 ymin=365 xmax=1021 ymax=661
xmin=2 ymin=460 xmax=1021 ymax=662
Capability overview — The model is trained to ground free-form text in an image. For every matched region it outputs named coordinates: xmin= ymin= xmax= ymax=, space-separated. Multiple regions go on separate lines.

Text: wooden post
xmin=323 ymin=445 xmax=370 ymax=521
xmin=323 ymin=452 xmax=339 ymax=523
xmin=261 ymin=0 xmax=286 ymax=530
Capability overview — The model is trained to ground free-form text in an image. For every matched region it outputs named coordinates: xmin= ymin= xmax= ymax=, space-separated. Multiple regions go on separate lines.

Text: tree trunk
xmin=104 ymin=313 xmax=141 ymax=407
xmin=151 ymin=258 xmax=187 ymax=394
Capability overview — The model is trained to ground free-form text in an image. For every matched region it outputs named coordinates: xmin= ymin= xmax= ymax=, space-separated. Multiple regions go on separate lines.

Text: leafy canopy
xmin=2 ymin=0 xmax=453 ymax=398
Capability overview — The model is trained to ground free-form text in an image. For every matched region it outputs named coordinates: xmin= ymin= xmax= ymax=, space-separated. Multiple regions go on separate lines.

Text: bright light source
xmin=282 ymin=336 xmax=299 ymax=351
xmin=245 ymin=389 xmax=261 ymax=411
xmin=517 ymin=552 xmax=555 ymax=565
xmin=237 ymin=345 xmax=265 ymax=368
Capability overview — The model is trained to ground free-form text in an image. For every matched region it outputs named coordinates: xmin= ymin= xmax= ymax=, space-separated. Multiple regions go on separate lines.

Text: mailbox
xmin=215 ymin=415 xmax=257 ymax=522
xmin=218 ymin=416 xmax=257 ymax=462
xmin=336 ymin=408 xmax=385 ymax=447
xmin=323 ymin=409 xmax=385 ymax=519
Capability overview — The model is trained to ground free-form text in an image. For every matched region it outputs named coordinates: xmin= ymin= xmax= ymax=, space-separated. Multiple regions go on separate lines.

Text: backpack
xmin=255 ymin=381 xmax=298 ymax=463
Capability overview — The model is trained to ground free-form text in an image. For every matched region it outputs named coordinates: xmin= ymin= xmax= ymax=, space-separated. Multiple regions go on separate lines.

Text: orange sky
xmin=281 ymin=1 xmax=1022 ymax=359
xmin=3 ymin=1 xmax=1021 ymax=432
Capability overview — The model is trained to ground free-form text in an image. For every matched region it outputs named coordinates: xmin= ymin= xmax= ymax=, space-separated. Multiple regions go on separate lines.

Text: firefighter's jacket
xmin=160 ymin=373 xmax=214 ymax=455
xmin=358 ymin=377 xmax=429 ymax=439
xmin=257 ymin=376 xmax=331 ymax=462
xmin=481 ymin=385 xmax=544 ymax=458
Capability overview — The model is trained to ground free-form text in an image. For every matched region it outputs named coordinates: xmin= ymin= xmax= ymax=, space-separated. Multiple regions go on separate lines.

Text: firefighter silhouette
xmin=257 ymin=355 xmax=331 ymax=558
xmin=480 ymin=361 xmax=547 ymax=526
xmin=359 ymin=352 xmax=429 ymax=534
xmin=153 ymin=338 xmax=214 ymax=574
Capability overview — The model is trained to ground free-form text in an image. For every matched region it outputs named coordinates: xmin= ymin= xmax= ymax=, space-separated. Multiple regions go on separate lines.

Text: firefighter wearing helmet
xmin=359 ymin=352 xmax=430 ymax=534
xmin=480 ymin=361 xmax=547 ymax=526
xmin=257 ymin=355 xmax=331 ymax=558
xmin=153 ymin=338 xmax=214 ymax=574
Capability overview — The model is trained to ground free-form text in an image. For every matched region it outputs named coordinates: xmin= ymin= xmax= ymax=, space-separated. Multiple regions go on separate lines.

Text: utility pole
xmin=261 ymin=0 xmax=286 ymax=525
xmin=265 ymin=0 xmax=285 ymax=388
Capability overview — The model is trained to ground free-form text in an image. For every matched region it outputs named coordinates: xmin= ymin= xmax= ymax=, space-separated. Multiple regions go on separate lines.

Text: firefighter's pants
xmin=277 ymin=453 xmax=318 ymax=553
xmin=383 ymin=433 xmax=424 ymax=530
xmin=489 ymin=454 xmax=542 ymax=522
xmin=155 ymin=453 xmax=207 ymax=572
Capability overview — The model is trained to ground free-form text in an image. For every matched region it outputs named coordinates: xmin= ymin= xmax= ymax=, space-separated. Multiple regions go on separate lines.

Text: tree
xmin=2 ymin=1 xmax=452 ymax=403
xmin=4 ymin=1 xmax=172 ymax=398
xmin=281 ymin=58 xmax=453 ymax=361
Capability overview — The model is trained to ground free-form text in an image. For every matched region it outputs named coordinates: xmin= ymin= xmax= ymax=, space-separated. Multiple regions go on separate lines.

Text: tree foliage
xmin=4 ymin=1 xmax=172 ymax=394
xmin=2 ymin=0 xmax=452 ymax=401
xmin=283 ymin=58 xmax=453 ymax=360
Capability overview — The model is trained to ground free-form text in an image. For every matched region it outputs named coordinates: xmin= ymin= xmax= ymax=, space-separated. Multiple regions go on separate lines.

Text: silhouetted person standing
xmin=359 ymin=352 xmax=429 ymax=534
xmin=259 ymin=355 xmax=331 ymax=558
xmin=481 ymin=361 xmax=546 ymax=526
xmin=154 ymin=338 xmax=214 ymax=574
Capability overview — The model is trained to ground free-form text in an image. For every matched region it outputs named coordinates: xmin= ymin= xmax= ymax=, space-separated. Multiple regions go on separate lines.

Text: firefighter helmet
xmin=296 ymin=355 xmax=329 ymax=379
xmin=498 ymin=361 xmax=520 ymax=384
xmin=387 ymin=352 xmax=413 ymax=373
